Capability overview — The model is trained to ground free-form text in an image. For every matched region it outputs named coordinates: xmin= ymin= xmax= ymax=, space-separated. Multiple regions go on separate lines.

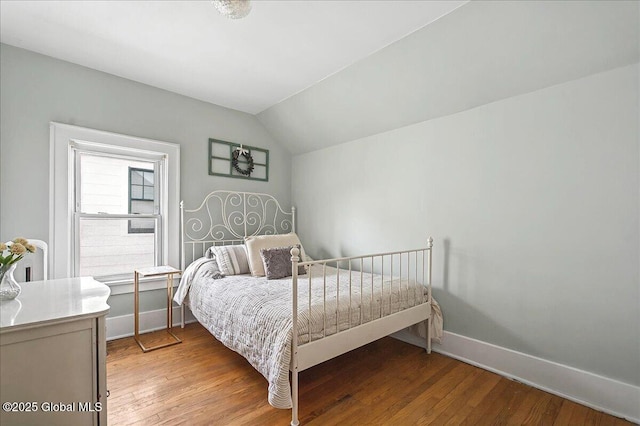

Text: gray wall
xmin=292 ymin=64 xmax=639 ymax=386
xmin=0 ymin=43 xmax=291 ymax=316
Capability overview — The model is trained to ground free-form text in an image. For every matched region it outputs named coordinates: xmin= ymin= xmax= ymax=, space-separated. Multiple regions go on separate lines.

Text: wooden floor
xmin=107 ymin=324 xmax=633 ymax=425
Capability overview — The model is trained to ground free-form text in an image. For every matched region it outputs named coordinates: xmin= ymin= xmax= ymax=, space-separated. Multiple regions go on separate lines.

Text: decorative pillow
xmin=245 ymin=233 xmax=306 ymax=277
xmin=260 ymin=246 xmax=305 ymax=280
xmin=211 ymin=245 xmax=250 ymax=275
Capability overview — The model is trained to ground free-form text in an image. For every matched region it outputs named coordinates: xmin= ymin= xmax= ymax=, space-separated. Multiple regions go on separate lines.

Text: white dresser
xmin=0 ymin=277 xmax=110 ymax=426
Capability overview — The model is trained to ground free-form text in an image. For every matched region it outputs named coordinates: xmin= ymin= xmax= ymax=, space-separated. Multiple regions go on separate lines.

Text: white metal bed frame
xmin=180 ymin=190 xmax=432 ymax=426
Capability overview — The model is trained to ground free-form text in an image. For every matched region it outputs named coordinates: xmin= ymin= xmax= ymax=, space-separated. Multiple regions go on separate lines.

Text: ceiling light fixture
xmin=212 ymin=0 xmax=252 ymax=20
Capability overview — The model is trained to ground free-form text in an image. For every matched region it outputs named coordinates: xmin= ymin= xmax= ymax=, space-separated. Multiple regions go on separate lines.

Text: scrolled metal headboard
xmin=180 ymin=190 xmax=295 ymax=269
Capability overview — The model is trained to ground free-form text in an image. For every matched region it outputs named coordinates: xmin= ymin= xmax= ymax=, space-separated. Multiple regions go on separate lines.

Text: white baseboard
xmin=106 ymin=306 xmax=196 ymax=341
xmin=400 ymin=331 xmax=639 ymax=424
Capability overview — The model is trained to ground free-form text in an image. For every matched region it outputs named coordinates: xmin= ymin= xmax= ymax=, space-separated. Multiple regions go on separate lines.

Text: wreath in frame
xmin=232 ymin=146 xmax=255 ymax=176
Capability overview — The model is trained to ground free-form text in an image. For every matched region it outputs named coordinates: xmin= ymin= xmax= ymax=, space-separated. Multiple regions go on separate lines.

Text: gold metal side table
xmin=134 ymin=265 xmax=182 ymax=352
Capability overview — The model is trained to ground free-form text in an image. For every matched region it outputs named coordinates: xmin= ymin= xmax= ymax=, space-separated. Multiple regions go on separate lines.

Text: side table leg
xmin=167 ymin=274 xmax=173 ymax=330
xmin=134 ymin=271 xmax=145 ymax=351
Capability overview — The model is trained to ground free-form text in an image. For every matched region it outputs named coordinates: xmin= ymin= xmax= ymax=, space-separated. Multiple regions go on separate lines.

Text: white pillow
xmin=211 ymin=245 xmax=250 ymax=275
xmin=245 ymin=233 xmax=306 ymax=277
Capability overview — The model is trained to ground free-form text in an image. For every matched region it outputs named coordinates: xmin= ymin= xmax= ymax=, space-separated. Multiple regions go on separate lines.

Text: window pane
xmin=131 ymin=170 xmax=143 ymax=185
xmin=129 ymin=217 xmax=156 ymax=233
xmin=131 ymin=200 xmax=154 ymax=214
xmin=80 ymin=155 xmax=154 ymax=214
xmin=143 ymin=171 xmax=154 ymax=185
xmin=130 ymin=200 xmax=155 ymax=233
xmin=78 ymin=217 xmax=156 ymax=277
xmin=131 ymin=185 xmax=143 ymax=199
xmin=143 ymin=186 xmax=154 ymax=200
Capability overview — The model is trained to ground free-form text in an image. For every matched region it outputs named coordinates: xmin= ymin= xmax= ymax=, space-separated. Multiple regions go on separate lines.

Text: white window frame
xmin=50 ymin=123 xmax=180 ymax=293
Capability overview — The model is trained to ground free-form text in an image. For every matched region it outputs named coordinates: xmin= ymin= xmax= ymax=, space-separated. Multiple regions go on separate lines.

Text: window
xmin=129 ymin=167 xmax=155 ymax=234
xmin=50 ymin=123 xmax=180 ymax=285
xmin=74 ymin=151 xmax=163 ymax=280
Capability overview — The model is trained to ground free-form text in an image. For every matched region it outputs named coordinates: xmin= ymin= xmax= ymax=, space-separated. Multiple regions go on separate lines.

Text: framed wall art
xmin=208 ymin=138 xmax=269 ymax=182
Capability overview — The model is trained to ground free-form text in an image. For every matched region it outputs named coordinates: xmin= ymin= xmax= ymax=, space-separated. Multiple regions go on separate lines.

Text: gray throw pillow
xmin=211 ymin=245 xmax=250 ymax=275
xmin=260 ymin=245 xmax=305 ymax=280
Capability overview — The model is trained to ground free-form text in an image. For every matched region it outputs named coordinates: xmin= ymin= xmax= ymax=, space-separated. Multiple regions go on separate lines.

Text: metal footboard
xmin=289 ymin=237 xmax=433 ymax=426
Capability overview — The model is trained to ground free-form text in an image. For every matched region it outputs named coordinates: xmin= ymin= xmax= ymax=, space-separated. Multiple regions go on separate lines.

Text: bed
xmin=175 ymin=190 xmax=441 ymax=425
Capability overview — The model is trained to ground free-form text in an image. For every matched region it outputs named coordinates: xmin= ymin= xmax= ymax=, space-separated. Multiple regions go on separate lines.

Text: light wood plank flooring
xmin=107 ymin=324 xmax=633 ymax=425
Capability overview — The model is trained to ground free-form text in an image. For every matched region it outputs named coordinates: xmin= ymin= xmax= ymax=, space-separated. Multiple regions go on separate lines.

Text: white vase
xmin=0 ymin=263 xmax=21 ymax=301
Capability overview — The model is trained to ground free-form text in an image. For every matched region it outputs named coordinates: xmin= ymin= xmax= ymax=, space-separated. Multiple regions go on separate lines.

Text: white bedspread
xmin=175 ymin=262 xmax=442 ymax=409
